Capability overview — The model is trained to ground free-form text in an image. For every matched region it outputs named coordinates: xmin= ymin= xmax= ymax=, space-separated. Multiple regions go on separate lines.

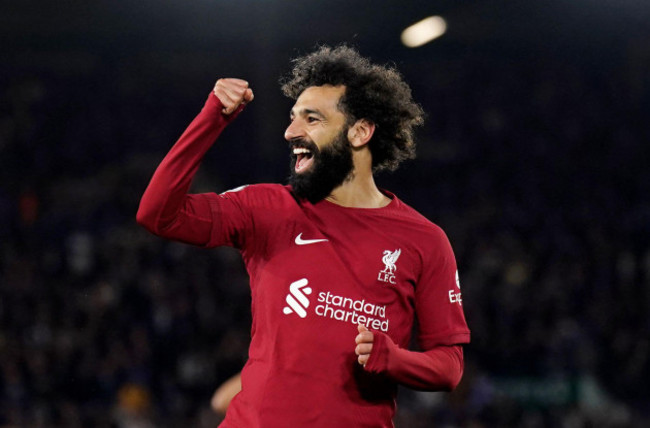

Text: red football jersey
xmin=137 ymin=93 xmax=470 ymax=427
xmin=207 ymin=184 xmax=470 ymax=427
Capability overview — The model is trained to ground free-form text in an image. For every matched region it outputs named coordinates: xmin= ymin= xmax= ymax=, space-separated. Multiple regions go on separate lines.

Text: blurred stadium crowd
xmin=1 ymin=36 xmax=649 ymax=428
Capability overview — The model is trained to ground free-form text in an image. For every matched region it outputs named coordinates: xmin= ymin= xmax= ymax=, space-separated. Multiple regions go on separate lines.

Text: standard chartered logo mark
xmin=282 ymin=278 xmax=312 ymax=318
xmin=281 ymin=278 xmax=391 ymax=331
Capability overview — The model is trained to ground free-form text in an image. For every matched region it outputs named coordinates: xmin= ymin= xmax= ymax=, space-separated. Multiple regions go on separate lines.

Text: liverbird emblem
xmin=381 ymin=249 xmax=401 ymax=273
xmin=378 ymin=249 xmax=401 ymax=284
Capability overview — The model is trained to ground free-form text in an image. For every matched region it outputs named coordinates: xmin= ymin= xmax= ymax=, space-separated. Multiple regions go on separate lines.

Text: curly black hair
xmin=281 ymin=45 xmax=424 ymax=172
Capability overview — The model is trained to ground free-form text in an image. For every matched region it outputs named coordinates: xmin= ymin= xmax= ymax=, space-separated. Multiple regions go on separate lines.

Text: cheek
xmin=312 ymin=129 xmax=337 ymax=148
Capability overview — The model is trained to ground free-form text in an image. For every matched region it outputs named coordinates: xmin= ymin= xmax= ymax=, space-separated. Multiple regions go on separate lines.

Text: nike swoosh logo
xmin=295 ymin=233 xmax=328 ymax=245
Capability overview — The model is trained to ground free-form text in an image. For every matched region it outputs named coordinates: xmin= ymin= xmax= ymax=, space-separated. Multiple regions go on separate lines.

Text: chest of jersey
xmin=243 ymin=201 xmax=420 ymax=352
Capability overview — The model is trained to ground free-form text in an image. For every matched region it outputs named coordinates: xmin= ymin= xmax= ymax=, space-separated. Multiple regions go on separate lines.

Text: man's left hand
xmin=355 ymin=325 xmax=374 ymax=366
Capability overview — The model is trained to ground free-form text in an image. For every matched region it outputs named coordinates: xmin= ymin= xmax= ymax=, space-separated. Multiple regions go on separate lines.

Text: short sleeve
xmin=415 ymin=228 xmax=470 ymax=350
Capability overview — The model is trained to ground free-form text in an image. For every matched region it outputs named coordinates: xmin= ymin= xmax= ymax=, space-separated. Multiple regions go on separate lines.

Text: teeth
xmin=293 ymin=148 xmax=311 ymax=155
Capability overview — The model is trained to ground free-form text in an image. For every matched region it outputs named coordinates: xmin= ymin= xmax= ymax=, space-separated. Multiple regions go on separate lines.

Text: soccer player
xmin=137 ymin=45 xmax=470 ymax=427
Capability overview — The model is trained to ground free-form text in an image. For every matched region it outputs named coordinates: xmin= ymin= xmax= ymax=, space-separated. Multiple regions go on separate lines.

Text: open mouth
xmin=293 ymin=146 xmax=315 ymax=173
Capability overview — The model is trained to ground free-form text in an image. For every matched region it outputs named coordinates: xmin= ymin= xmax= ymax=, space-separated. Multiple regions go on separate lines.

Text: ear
xmin=347 ymin=119 xmax=376 ymax=148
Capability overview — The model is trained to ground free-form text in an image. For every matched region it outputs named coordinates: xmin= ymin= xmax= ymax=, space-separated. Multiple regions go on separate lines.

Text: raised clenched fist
xmin=213 ymin=78 xmax=254 ymax=115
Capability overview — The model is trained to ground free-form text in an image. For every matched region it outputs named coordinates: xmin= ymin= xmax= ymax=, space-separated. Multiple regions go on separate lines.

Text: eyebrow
xmin=289 ymin=108 xmax=325 ymax=119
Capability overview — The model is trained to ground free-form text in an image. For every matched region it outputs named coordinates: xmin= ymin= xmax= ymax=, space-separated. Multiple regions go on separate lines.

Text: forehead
xmin=292 ymin=85 xmax=346 ymax=114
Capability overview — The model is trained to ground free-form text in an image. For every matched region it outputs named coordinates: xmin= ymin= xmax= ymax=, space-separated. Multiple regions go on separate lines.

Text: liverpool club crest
xmin=378 ymin=249 xmax=401 ymax=284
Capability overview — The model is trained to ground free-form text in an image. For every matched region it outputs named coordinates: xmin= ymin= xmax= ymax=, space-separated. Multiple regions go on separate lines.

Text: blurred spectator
xmin=113 ymin=383 xmax=154 ymax=428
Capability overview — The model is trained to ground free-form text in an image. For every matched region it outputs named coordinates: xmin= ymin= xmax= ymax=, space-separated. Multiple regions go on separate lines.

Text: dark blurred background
xmin=1 ymin=0 xmax=649 ymax=427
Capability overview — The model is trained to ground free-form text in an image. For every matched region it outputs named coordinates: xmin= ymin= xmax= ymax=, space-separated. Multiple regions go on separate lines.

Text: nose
xmin=284 ymin=118 xmax=303 ymax=141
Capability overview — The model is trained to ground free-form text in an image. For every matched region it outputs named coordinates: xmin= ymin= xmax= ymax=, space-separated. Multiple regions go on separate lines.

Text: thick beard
xmin=288 ymin=128 xmax=354 ymax=204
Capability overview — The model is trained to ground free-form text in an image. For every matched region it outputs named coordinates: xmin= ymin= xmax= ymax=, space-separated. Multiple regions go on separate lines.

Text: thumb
xmin=243 ymin=88 xmax=254 ymax=103
xmin=358 ymin=324 xmax=368 ymax=333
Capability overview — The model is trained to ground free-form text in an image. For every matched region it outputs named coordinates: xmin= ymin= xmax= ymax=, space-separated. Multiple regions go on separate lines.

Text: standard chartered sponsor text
xmin=315 ymin=291 xmax=389 ymax=332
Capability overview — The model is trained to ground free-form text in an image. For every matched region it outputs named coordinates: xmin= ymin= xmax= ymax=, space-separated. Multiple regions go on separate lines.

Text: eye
xmin=307 ymin=116 xmax=320 ymax=123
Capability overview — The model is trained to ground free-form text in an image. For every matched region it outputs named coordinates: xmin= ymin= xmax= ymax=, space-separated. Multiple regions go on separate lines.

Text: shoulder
xmin=382 ymin=195 xmax=456 ymax=269
xmin=389 ymin=196 xmax=449 ymax=241
xmin=218 ymin=183 xmax=287 ymax=195
xmin=218 ymin=183 xmax=292 ymax=199
xmin=216 ymin=183 xmax=298 ymax=209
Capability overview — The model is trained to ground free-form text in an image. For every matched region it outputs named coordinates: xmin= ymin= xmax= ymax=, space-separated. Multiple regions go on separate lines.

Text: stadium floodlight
xmin=401 ymin=16 xmax=447 ymax=48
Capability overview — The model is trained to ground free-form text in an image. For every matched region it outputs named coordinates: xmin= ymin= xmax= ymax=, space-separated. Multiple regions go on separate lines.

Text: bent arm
xmin=136 ymin=93 xmax=242 ymax=245
xmin=364 ymin=332 xmax=464 ymax=391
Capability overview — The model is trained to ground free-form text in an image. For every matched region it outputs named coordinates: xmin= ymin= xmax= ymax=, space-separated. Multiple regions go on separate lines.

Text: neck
xmin=325 ymin=154 xmax=391 ymax=208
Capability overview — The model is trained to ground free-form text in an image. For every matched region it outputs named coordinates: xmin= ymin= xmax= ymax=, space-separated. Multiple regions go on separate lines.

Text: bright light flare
xmin=401 ymin=16 xmax=447 ymax=48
